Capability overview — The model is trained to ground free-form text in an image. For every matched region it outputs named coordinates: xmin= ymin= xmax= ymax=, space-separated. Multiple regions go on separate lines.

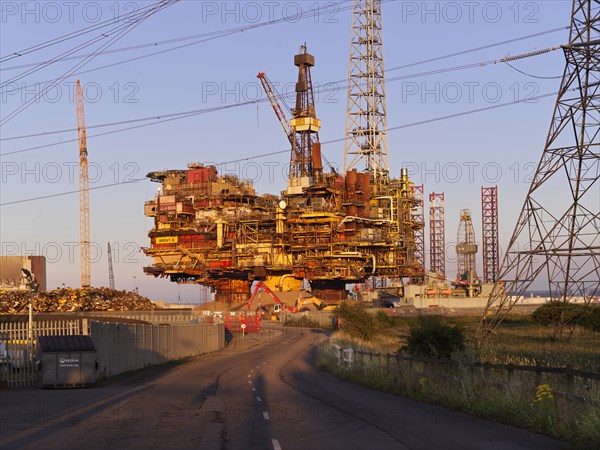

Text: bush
xmin=337 ymin=302 xmax=381 ymax=341
xmin=404 ymin=316 xmax=465 ymax=359
xmin=531 ymin=301 xmax=588 ymax=339
xmin=285 ymin=316 xmax=322 ymax=329
xmin=581 ymin=306 xmax=600 ymax=332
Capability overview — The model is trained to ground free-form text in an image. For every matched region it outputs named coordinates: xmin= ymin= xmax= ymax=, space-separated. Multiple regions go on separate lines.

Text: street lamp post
xmin=21 ymin=269 xmax=39 ymax=362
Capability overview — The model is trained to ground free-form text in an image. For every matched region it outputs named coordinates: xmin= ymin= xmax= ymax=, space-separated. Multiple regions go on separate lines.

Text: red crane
xmin=246 ymin=281 xmax=297 ymax=313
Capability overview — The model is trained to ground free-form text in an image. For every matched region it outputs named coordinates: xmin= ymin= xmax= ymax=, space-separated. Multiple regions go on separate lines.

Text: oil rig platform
xmin=143 ymin=45 xmax=423 ymax=303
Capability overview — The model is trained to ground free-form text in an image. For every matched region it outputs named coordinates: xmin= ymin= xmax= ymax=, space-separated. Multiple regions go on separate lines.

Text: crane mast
xmin=76 ymin=80 xmax=91 ymax=288
xmin=107 ymin=242 xmax=115 ymax=290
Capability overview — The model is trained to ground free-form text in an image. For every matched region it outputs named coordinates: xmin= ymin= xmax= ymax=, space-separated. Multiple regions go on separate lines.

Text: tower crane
xmin=107 ymin=242 xmax=115 ymax=289
xmin=76 ymin=80 xmax=91 ymax=288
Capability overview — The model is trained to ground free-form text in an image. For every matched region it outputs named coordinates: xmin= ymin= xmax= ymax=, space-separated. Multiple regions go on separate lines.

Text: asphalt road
xmin=0 ymin=324 xmax=563 ymax=450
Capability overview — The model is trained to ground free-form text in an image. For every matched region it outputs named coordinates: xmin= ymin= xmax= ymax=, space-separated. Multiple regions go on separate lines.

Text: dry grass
xmin=319 ymin=316 xmax=600 ymax=449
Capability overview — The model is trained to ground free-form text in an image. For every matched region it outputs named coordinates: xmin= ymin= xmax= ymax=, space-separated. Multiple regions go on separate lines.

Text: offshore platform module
xmin=143 ymin=47 xmax=422 ymax=302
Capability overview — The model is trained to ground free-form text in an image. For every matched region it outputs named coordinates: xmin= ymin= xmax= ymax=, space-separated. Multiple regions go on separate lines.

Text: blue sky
xmin=1 ymin=1 xmax=574 ymax=302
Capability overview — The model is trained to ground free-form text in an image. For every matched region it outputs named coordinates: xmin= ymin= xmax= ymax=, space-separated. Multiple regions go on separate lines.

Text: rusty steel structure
xmin=344 ymin=0 xmax=388 ymax=182
xmin=429 ymin=193 xmax=445 ymax=276
xmin=76 ymin=79 xmax=91 ymax=289
xmin=456 ymin=209 xmax=478 ymax=282
xmin=143 ymin=45 xmax=421 ymax=302
xmin=413 ymin=185 xmax=425 ymax=270
xmin=481 ymin=186 xmax=499 ymax=283
xmin=479 ymin=0 xmax=599 ymax=338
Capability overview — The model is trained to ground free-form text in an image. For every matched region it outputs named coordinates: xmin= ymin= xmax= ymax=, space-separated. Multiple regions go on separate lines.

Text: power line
xmin=0 ymin=1 xmax=171 ymax=62
xmin=2 ymin=9 xmax=563 ymax=96
xmin=1 ymin=1 xmax=355 ymax=96
xmin=0 ymin=87 xmax=564 ymax=207
xmin=0 ymin=0 xmax=179 ymax=127
xmin=1 ymin=1 xmax=356 ymax=72
xmin=1 ymin=40 xmax=563 ymax=148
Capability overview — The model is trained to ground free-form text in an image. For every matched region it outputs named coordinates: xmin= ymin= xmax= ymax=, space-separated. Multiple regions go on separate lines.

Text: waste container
xmin=37 ymin=335 xmax=96 ymax=388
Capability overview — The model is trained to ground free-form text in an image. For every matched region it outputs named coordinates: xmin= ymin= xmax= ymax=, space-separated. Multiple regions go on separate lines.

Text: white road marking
xmin=248 ymin=374 xmax=251 ymax=377
xmin=272 ymin=438 xmax=282 ymax=450
xmin=256 ymin=396 xmax=262 ymax=402
xmin=250 ymin=369 xmax=254 ymax=372
xmin=263 ymin=411 xmax=270 ymax=420
xmin=256 ymin=365 xmax=260 ymax=368
xmin=249 ymin=381 xmax=252 ymax=384
xmin=252 ymin=387 xmax=256 ymax=391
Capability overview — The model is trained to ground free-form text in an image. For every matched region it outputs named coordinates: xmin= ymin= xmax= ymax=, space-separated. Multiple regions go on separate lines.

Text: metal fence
xmin=91 ymin=322 xmax=225 ymax=379
xmin=0 ymin=319 xmax=86 ymax=388
xmin=0 ymin=319 xmax=225 ymax=387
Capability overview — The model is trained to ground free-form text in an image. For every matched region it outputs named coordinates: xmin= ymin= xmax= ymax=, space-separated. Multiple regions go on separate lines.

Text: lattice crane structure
xmin=107 ymin=242 xmax=115 ymax=290
xmin=76 ymin=80 xmax=91 ymax=289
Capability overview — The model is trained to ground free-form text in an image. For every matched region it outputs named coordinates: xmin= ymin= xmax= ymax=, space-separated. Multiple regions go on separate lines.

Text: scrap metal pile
xmin=0 ymin=287 xmax=159 ymax=314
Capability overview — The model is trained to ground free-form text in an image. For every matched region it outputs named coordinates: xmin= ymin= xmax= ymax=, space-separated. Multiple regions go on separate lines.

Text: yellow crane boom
xmin=76 ymin=80 xmax=91 ymax=288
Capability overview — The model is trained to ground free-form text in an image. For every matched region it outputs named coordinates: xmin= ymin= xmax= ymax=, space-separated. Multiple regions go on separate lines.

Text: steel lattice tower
xmin=76 ymin=80 xmax=91 ymax=289
xmin=289 ymin=45 xmax=320 ymax=181
xmin=479 ymin=0 xmax=599 ymax=337
xmin=413 ymin=185 xmax=425 ymax=270
xmin=429 ymin=193 xmax=446 ymax=276
xmin=107 ymin=242 xmax=115 ymax=290
xmin=344 ymin=0 xmax=388 ymax=180
xmin=456 ymin=209 xmax=478 ymax=281
xmin=481 ymin=186 xmax=500 ymax=283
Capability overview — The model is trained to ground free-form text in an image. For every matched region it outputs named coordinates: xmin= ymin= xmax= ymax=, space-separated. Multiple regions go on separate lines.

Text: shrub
xmin=531 ymin=301 xmax=588 ymax=339
xmin=375 ymin=310 xmax=395 ymax=328
xmin=404 ymin=316 xmax=465 ymax=359
xmin=337 ymin=302 xmax=381 ymax=341
xmin=581 ymin=306 xmax=600 ymax=332
xmin=285 ymin=316 xmax=322 ymax=329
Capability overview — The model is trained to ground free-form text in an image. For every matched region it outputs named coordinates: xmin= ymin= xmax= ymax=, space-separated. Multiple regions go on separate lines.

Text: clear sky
xmin=1 ymin=0 xmax=574 ymax=302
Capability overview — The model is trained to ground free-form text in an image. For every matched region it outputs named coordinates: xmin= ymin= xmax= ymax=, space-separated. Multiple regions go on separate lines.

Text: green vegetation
xmin=337 ymin=302 xmax=383 ymax=340
xmin=284 ymin=315 xmax=323 ymax=329
xmin=318 ymin=306 xmax=600 ymax=449
xmin=404 ymin=316 xmax=466 ymax=359
xmin=531 ymin=301 xmax=593 ymax=340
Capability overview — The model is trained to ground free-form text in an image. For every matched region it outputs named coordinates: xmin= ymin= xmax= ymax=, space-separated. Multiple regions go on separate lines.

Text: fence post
xmin=565 ymin=364 xmax=574 ymax=391
xmin=535 ymin=361 xmax=543 ymax=386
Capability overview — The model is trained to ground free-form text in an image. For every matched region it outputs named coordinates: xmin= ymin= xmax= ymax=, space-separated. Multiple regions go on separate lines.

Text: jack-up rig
xmin=142 ymin=1 xmax=423 ymax=302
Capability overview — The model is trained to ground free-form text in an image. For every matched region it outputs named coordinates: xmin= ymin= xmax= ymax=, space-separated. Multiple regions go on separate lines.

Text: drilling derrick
xmin=481 ymin=187 xmax=499 ymax=283
xmin=479 ymin=0 xmax=599 ymax=338
xmin=76 ymin=80 xmax=91 ymax=289
xmin=344 ymin=0 xmax=388 ymax=180
xmin=288 ymin=45 xmax=322 ymax=193
xmin=429 ymin=193 xmax=445 ymax=276
xmin=456 ymin=209 xmax=478 ymax=281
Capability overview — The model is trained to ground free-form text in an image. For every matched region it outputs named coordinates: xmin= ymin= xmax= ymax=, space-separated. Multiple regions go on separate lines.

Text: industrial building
xmin=0 ymin=256 xmax=46 ymax=291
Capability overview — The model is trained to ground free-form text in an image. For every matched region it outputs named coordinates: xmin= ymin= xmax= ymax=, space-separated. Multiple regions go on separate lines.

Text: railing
xmin=331 ymin=347 xmax=600 ymax=406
